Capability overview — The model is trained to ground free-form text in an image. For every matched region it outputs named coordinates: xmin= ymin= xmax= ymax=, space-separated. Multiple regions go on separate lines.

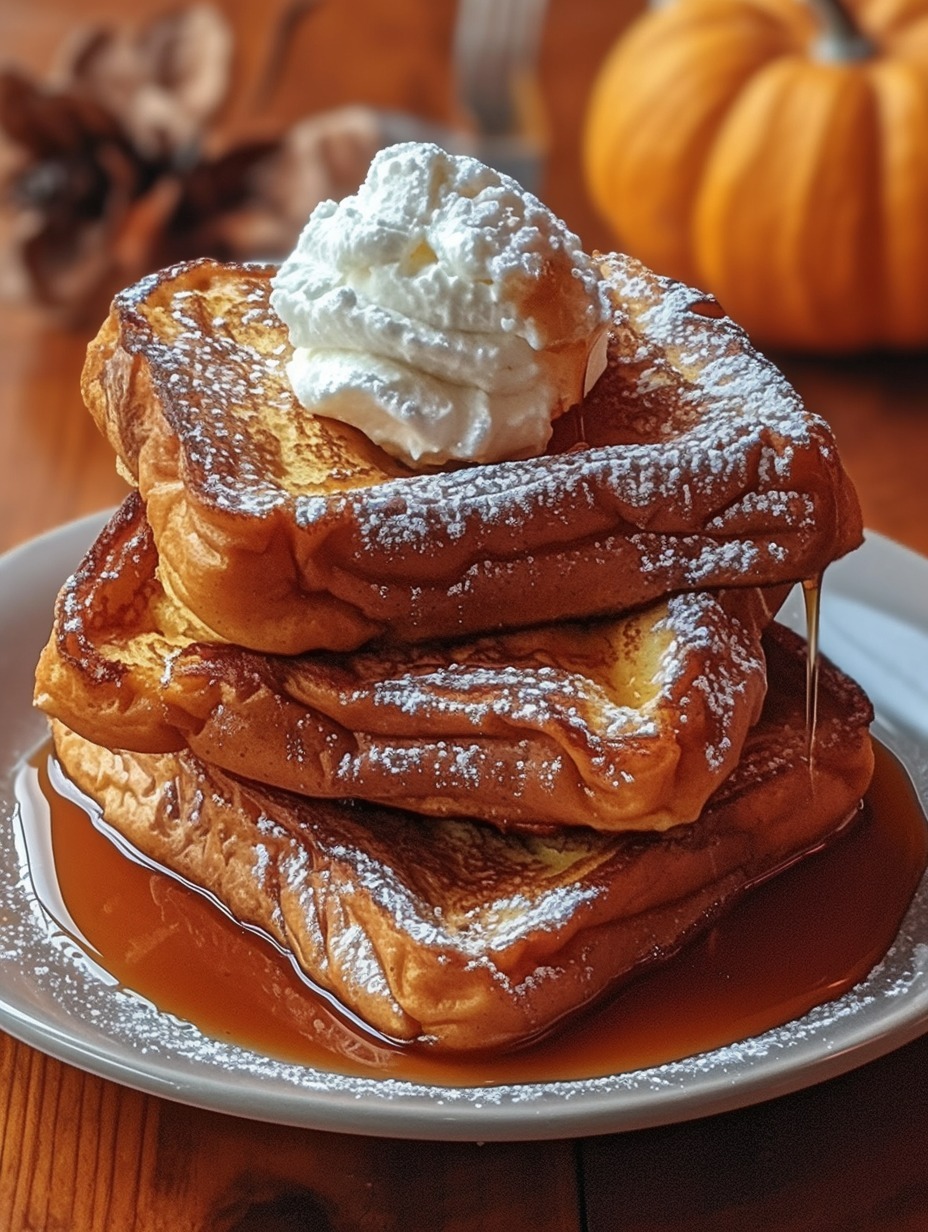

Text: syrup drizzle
xmin=803 ymin=573 xmax=823 ymax=760
xmin=12 ymin=740 xmax=928 ymax=1087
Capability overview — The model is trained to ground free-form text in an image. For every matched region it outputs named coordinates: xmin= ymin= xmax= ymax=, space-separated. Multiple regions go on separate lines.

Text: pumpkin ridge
xmin=871 ymin=57 xmax=928 ymax=343
xmin=793 ymin=65 xmax=882 ymax=345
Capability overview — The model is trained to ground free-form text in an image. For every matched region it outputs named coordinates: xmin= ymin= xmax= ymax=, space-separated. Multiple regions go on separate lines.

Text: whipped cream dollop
xmin=270 ymin=142 xmax=611 ymax=467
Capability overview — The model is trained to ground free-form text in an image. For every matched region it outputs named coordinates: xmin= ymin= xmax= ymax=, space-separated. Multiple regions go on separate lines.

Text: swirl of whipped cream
xmin=270 ymin=142 xmax=611 ymax=467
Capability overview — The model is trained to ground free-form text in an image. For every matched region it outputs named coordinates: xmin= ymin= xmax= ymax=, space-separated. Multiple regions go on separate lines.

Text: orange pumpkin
xmin=583 ymin=0 xmax=928 ymax=351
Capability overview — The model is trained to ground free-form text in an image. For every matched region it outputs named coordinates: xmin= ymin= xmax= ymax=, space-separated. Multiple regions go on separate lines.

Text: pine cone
xmin=0 ymin=5 xmax=243 ymax=322
xmin=0 ymin=3 xmax=472 ymax=324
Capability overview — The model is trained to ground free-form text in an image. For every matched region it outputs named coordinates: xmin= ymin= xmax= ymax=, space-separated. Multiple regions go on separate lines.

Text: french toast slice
xmin=36 ymin=494 xmax=788 ymax=833
xmin=81 ymin=253 xmax=863 ymax=654
xmin=49 ymin=624 xmax=875 ymax=1053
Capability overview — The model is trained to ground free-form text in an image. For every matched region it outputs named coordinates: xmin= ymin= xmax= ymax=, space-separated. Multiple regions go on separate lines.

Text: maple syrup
xmin=802 ymin=573 xmax=823 ymax=755
xmin=14 ymin=738 xmax=927 ymax=1088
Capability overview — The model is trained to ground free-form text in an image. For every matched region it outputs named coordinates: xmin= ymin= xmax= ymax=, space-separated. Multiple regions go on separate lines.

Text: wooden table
xmin=1 ymin=3 xmax=928 ymax=1229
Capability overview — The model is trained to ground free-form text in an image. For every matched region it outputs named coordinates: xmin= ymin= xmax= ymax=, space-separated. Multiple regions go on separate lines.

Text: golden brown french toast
xmin=81 ymin=253 xmax=863 ymax=654
xmin=35 ymin=494 xmax=788 ymax=832
xmin=49 ymin=624 xmax=875 ymax=1053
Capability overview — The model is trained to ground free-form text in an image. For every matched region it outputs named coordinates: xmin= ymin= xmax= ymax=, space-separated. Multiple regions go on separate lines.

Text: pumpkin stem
xmin=807 ymin=0 xmax=874 ymax=62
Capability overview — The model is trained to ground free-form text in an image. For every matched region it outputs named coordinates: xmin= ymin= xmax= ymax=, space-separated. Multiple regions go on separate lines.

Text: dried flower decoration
xmin=0 ymin=3 xmax=427 ymax=324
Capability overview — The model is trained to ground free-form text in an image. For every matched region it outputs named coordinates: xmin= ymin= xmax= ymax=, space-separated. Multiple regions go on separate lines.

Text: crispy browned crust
xmin=80 ymin=255 xmax=863 ymax=653
xmin=50 ymin=625 xmax=874 ymax=1052
xmin=36 ymin=494 xmax=791 ymax=833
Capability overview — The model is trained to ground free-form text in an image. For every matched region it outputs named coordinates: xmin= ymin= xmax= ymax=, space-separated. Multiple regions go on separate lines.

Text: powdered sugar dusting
xmin=303 ymin=253 xmax=829 ymax=560
xmin=2 ymin=721 xmax=927 ymax=1141
xmin=108 ymin=255 xmax=855 ymax=629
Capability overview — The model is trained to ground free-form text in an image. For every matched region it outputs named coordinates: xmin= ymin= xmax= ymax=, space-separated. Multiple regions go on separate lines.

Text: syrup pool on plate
xmin=13 ymin=738 xmax=927 ymax=1088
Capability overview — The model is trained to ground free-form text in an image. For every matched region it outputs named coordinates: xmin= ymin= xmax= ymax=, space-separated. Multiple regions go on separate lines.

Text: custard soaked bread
xmin=36 ymin=143 xmax=877 ymax=1059
xmin=49 ymin=626 xmax=875 ymax=1053
xmin=35 ymin=494 xmax=788 ymax=833
xmin=81 ymin=251 xmax=862 ymax=654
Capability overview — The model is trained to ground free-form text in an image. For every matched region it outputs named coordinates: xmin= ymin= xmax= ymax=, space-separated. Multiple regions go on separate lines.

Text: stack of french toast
xmin=35 ymin=245 xmax=874 ymax=1055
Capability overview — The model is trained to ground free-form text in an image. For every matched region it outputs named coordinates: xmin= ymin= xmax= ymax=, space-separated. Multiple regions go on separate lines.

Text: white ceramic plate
xmin=1 ymin=512 xmax=927 ymax=1142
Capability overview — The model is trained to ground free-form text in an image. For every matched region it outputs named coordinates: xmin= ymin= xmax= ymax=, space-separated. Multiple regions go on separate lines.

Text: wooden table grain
xmin=1 ymin=3 xmax=927 ymax=1230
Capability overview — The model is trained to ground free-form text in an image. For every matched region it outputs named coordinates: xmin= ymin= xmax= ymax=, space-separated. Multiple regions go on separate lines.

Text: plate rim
xmin=1 ymin=510 xmax=926 ymax=1142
